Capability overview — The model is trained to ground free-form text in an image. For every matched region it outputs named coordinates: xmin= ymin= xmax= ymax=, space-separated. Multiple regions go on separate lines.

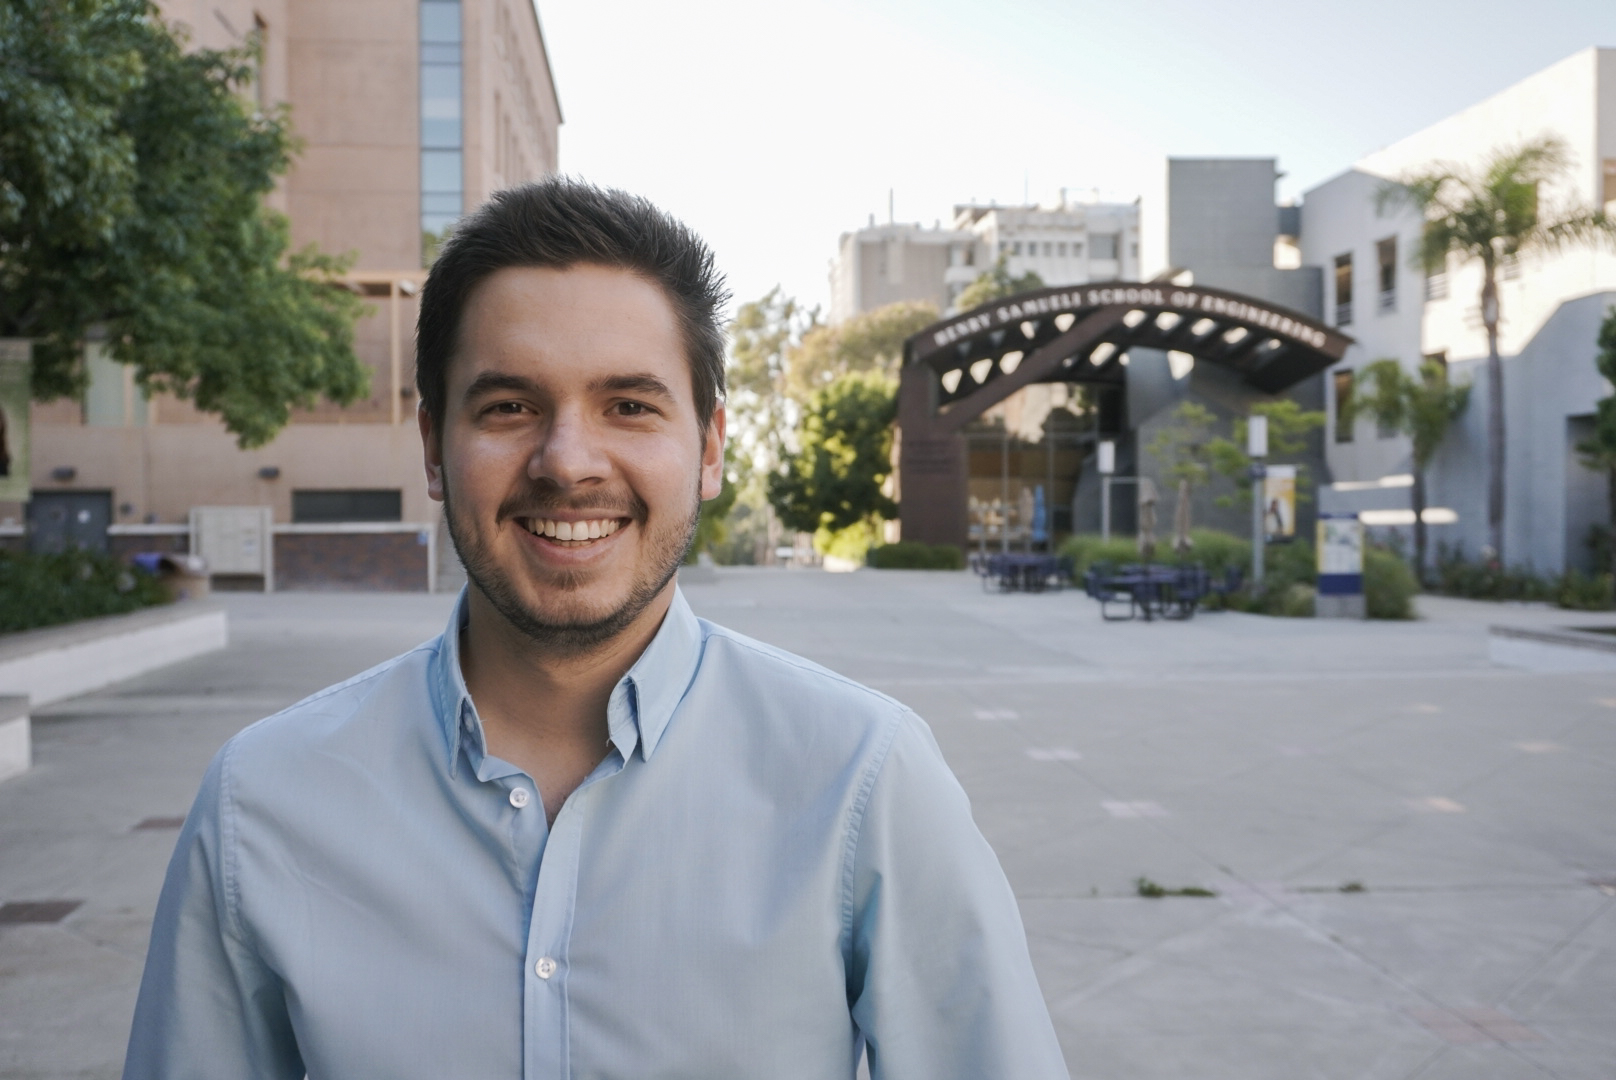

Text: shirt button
xmin=535 ymin=956 xmax=557 ymax=979
xmin=509 ymin=787 xmax=531 ymax=809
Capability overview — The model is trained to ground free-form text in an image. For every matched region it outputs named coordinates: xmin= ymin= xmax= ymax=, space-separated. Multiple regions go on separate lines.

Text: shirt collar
xmin=432 ymin=586 xmax=704 ymax=776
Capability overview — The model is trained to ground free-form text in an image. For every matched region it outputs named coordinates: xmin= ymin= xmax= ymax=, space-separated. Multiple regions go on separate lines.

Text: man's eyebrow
xmin=588 ymin=373 xmax=677 ymax=400
xmin=462 ymin=371 xmax=542 ymax=399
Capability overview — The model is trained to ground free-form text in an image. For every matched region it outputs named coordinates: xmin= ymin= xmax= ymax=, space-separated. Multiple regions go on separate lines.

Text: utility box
xmin=190 ymin=506 xmax=274 ymax=591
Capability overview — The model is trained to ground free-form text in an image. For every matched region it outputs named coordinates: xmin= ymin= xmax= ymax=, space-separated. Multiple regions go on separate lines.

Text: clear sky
xmin=538 ymin=0 xmax=1616 ymax=317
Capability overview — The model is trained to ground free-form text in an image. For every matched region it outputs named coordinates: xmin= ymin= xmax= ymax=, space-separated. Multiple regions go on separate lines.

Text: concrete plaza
xmin=1 ymin=569 xmax=1613 ymax=1079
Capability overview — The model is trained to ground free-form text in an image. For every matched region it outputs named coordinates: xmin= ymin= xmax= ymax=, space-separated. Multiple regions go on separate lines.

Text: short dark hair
xmin=416 ymin=178 xmax=729 ymax=429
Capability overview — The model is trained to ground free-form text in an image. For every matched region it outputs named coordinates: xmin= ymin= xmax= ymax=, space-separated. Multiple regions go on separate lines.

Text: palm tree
xmin=1352 ymin=358 xmax=1470 ymax=582
xmin=1378 ymin=137 xmax=1616 ymax=564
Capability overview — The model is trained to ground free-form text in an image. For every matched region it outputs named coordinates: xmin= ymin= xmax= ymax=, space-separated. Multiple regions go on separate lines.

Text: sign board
xmin=190 ymin=506 xmax=274 ymax=590
xmin=1097 ymin=440 xmax=1115 ymax=475
xmin=1316 ymin=512 xmax=1365 ymax=618
xmin=0 ymin=340 xmax=32 ymax=503
xmin=1262 ymin=464 xmax=1296 ymax=541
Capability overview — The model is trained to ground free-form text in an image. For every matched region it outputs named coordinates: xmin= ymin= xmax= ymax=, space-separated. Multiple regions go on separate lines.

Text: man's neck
xmin=458 ymin=584 xmax=675 ymax=822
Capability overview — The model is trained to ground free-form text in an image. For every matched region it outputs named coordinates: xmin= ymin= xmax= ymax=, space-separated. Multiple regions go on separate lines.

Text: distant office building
xmin=828 ymin=196 xmax=1139 ymax=323
xmin=1299 ymin=47 xmax=1616 ymax=573
xmin=28 ymin=0 xmax=561 ymax=588
xmin=952 ymin=197 xmax=1140 ymax=291
xmin=828 ymin=220 xmax=984 ymax=323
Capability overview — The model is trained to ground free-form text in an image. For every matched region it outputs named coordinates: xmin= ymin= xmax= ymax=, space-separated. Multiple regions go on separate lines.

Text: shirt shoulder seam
xmin=838 ymin=706 xmax=905 ymax=959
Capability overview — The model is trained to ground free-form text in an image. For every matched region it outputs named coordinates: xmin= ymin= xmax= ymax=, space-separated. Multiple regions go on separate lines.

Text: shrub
xmin=1058 ymin=528 xmax=1251 ymax=580
xmin=0 ymin=549 xmax=169 ymax=634
xmin=867 ymin=541 xmax=965 ymax=570
xmin=1364 ymin=546 xmax=1418 ymax=620
xmin=1557 ymin=570 xmax=1615 ymax=611
xmin=1277 ymin=583 xmax=1316 ymax=617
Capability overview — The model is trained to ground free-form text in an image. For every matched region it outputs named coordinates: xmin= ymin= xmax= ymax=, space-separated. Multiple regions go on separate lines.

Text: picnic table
xmin=970 ymin=552 xmax=1074 ymax=593
xmin=1082 ymin=562 xmax=1225 ymax=621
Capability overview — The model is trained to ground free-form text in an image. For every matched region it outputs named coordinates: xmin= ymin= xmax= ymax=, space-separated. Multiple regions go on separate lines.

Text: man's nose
xmin=528 ymin=408 xmax=609 ymax=489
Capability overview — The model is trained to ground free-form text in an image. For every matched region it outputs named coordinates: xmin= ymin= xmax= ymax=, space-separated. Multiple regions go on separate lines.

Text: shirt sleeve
xmin=123 ymin=741 xmax=305 ymax=1080
xmin=846 ymin=711 xmax=1070 ymax=1080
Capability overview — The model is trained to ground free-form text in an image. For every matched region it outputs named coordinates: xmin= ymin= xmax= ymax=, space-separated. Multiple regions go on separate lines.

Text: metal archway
xmin=897 ymin=280 xmax=1352 ymax=547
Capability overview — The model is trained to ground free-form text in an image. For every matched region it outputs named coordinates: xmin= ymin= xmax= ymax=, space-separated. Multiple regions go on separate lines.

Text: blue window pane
xmin=421 ymin=193 xmax=461 ymax=214
xmin=422 ymin=213 xmax=459 ymax=235
xmin=421 ymin=43 xmax=459 ymax=63
xmin=420 ymin=1 xmax=460 ymax=44
xmin=420 ymin=64 xmax=461 ymax=115
xmin=422 ymin=118 xmax=461 ymax=149
xmin=421 ymin=151 xmax=462 ymax=195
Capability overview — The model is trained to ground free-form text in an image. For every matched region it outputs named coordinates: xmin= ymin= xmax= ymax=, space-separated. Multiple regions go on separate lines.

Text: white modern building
xmin=1298 ymin=47 xmax=1616 ymax=573
xmin=829 ymin=196 xmax=1140 ymax=323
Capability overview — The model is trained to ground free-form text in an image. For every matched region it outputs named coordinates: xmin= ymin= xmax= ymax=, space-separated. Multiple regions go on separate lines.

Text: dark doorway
xmin=28 ymin=491 xmax=112 ymax=554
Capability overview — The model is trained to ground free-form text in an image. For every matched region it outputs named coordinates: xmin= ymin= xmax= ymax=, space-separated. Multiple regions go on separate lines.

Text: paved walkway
xmin=1 ymin=573 xmax=1612 ymax=1079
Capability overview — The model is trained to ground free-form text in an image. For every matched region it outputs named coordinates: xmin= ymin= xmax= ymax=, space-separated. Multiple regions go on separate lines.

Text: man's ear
xmin=420 ymin=402 xmax=445 ymax=503
xmin=699 ymin=404 xmax=727 ymax=501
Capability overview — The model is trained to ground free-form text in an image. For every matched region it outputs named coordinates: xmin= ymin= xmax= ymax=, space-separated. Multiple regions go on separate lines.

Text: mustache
xmin=496 ymin=490 xmax=649 ymax=523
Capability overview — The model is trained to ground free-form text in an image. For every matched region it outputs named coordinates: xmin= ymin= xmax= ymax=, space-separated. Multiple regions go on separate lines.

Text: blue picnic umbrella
xmin=1031 ymin=485 xmax=1048 ymax=545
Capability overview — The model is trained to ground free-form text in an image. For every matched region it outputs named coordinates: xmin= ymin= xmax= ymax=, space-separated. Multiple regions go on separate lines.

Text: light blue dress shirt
xmin=125 ymin=588 xmax=1069 ymax=1080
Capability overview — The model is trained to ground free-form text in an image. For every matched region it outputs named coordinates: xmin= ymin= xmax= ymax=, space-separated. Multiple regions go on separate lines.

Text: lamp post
xmin=1248 ymin=414 xmax=1267 ymax=589
xmin=1098 ymin=440 xmax=1116 ymax=542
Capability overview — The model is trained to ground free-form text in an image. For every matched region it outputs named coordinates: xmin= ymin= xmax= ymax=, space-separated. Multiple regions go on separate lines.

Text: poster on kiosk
xmin=1316 ymin=513 xmax=1366 ymax=618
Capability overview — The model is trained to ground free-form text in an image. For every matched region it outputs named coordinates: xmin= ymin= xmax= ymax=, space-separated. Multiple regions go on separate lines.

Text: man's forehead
xmin=453 ymin=264 xmax=689 ymax=390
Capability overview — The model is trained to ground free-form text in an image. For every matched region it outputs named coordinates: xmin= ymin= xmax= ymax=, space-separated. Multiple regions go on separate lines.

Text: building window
xmin=1500 ymin=253 xmax=1522 ymax=280
xmin=292 ymin=490 xmax=404 ymax=524
xmin=1011 ymin=241 xmax=1022 ymax=255
xmin=1043 ymin=242 xmax=1052 ymax=256
xmin=1376 ymin=237 xmax=1396 ymax=312
xmin=1604 ymin=159 xmax=1616 ymax=206
xmin=420 ymin=0 xmax=462 ymax=266
xmin=1091 ymin=233 xmax=1118 ymax=260
xmin=1057 ymin=242 xmax=1067 ymax=257
xmin=1334 ymin=253 xmax=1353 ymax=326
xmin=1332 ymin=370 xmax=1354 ymax=444
xmin=1424 ymin=269 xmax=1448 ymax=301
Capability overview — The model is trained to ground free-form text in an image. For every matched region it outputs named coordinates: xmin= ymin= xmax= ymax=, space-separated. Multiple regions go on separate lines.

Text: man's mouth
xmin=519 ymin=516 xmax=627 ymax=545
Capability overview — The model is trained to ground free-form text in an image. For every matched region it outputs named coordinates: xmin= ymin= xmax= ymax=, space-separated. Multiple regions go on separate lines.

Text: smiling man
xmin=124 ymin=180 xmax=1069 ymax=1080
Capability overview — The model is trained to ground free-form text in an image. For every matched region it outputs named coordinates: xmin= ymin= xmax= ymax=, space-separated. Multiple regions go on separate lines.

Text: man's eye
xmin=616 ymin=401 xmax=648 ymax=416
xmin=491 ymin=401 xmax=525 ymax=415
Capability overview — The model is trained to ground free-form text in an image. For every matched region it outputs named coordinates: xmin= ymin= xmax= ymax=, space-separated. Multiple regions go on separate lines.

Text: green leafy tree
xmin=1576 ymin=306 xmax=1616 ymax=575
xmin=787 ymin=299 xmax=936 ymax=403
xmin=1146 ymin=402 xmax=1218 ymax=491
xmin=952 ymin=254 xmax=1045 ymax=313
xmin=1352 ymin=358 xmax=1471 ymax=580
xmin=768 ymin=371 xmax=898 ymax=552
xmin=1379 ymin=136 xmax=1616 ymax=562
xmin=728 ymin=287 xmax=816 ymax=465
xmin=1207 ymin=399 xmax=1326 ymax=506
xmin=0 ymin=0 xmax=368 ymax=447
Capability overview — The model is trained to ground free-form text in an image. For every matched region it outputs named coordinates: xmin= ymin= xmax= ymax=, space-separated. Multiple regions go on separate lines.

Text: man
xmin=125 ymin=180 xmax=1069 ymax=1080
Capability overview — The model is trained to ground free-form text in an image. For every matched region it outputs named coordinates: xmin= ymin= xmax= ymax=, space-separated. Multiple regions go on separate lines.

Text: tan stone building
xmin=27 ymin=0 xmax=560 ymax=588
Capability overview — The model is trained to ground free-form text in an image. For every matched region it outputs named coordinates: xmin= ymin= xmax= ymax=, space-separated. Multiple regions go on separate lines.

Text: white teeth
xmin=529 ymin=518 xmax=622 ymax=541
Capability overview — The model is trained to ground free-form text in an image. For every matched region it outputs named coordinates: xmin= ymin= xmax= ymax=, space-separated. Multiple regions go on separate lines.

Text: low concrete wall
xmin=0 ymin=603 xmax=228 ymax=709
xmin=1489 ymin=623 xmax=1616 ymax=673
xmin=0 ymin=696 xmax=27 ymax=784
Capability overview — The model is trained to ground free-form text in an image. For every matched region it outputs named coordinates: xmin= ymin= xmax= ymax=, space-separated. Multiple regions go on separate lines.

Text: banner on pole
xmin=1262 ymin=464 xmax=1295 ymax=542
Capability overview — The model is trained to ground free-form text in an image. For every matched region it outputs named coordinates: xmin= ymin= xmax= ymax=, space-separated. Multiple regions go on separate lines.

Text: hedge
xmin=0 ymin=549 xmax=169 ymax=634
xmin=867 ymin=541 xmax=966 ymax=570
